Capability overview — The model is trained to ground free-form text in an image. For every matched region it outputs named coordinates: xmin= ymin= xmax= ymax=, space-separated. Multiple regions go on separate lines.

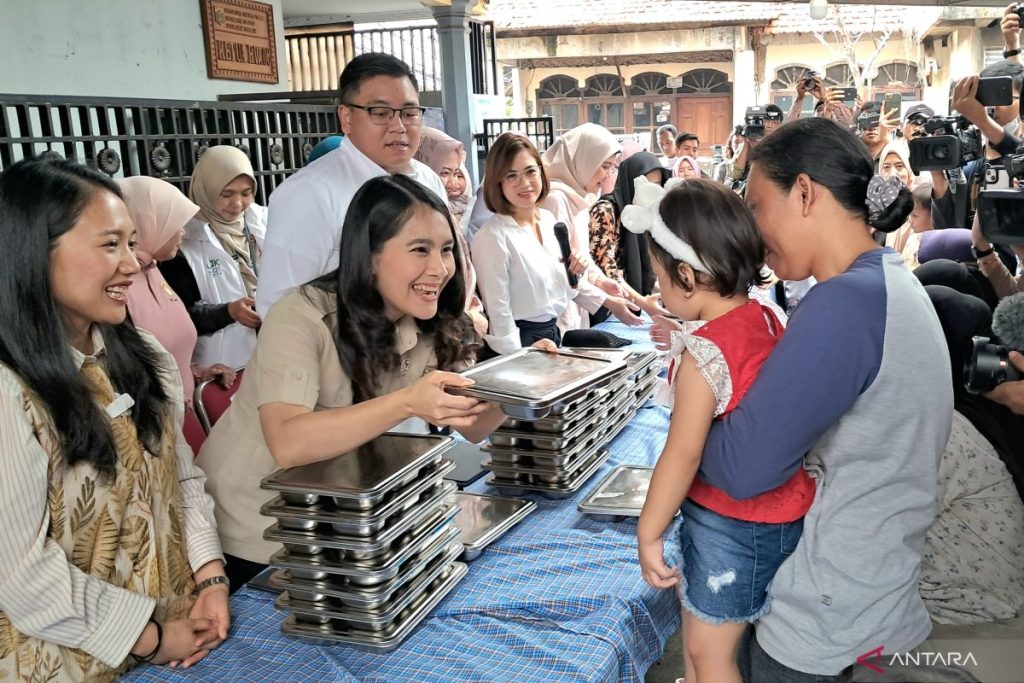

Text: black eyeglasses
xmin=343 ymin=103 xmax=426 ymax=126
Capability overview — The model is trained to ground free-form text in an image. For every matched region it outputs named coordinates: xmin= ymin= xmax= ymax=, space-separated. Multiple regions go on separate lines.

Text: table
xmin=124 ymin=320 xmax=679 ymax=683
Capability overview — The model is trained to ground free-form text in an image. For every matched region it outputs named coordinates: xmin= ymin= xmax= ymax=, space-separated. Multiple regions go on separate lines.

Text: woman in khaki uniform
xmin=0 ymin=159 xmax=229 ymax=681
xmin=197 ymin=175 xmax=508 ymax=587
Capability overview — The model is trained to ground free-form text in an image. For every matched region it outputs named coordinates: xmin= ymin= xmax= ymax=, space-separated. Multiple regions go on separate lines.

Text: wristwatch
xmin=193 ymin=575 xmax=230 ymax=595
xmin=1004 ymin=48 xmax=1021 ymax=58
xmin=971 ymin=244 xmax=995 ymax=260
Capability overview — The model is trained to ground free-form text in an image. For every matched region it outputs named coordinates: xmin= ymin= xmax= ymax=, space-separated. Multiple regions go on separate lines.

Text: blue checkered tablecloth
xmin=123 ymin=320 xmax=679 ymax=683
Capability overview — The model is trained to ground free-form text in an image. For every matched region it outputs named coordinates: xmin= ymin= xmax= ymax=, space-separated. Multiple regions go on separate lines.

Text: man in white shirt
xmin=255 ymin=53 xmax=448 ymax=315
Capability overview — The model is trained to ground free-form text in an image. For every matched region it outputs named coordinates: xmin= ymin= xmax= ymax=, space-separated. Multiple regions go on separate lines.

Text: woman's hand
xmin=227 ymin=296 xmax=261 ymax=329
xmin=131 ymin=617 xmax=219 ymax=667
xmin=168 ymin=586 xmax=230 ymax=668
xmin=634 ymin=293 xmax=670 ymax=319
xmin=596 ymin=277 xmax=625 ymax=297
xmin=531 ymin=338 xmax=558 ymax=353
xmin=198 ymin=364 xmax=237 ymax=389
xmin=567 ymin=251 xmax=592 ymax=277
xmin=637 ymin=536 xmax=680 ymax=589
xmin=604 ymin=296 xmax=643 ymax=326
xmin=650 ymin=314 xmax=683 ymax=352
xmin=403 ymin=371 xmax=490 ymax=428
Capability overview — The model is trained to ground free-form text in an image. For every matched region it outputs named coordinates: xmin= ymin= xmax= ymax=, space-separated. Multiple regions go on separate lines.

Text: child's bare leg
xmin=682 ymin=611 xmax=747 ymax=683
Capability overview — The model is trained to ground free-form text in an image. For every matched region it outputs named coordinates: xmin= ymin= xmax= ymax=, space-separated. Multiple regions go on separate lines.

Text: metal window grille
xmin=0 ymin=94 xmax=337 ymax=205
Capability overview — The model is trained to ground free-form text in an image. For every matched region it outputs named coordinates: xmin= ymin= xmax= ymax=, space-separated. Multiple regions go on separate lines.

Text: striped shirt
xmin=0 ymin=328 xmax=223 ymax=667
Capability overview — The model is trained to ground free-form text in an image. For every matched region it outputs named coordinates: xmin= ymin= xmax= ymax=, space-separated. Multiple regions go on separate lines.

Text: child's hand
xmin=650 ymin=315 xmax=683 ymax=351
xmin=638 ymin=537 xmax=680 ymax=589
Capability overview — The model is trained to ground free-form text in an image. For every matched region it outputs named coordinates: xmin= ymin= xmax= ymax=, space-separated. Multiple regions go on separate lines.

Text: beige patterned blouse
xmin=0 ymin=328 xmax=222 ymax=682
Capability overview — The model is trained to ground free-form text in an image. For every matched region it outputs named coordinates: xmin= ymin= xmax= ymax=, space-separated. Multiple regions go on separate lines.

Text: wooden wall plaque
xmin=200 ymin=0 xmax=279 ymax=84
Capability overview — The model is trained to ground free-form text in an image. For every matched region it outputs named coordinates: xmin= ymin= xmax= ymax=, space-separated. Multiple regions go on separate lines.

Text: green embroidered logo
xmin=207 ymin=258 xmax=223 ymax=278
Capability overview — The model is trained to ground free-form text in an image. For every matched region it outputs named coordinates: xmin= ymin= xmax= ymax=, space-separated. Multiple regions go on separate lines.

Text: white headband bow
xmin=620 ymin=176 xmax=710 ymax=273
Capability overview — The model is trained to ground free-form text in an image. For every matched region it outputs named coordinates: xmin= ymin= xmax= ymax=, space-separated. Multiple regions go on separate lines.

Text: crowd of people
xmin=1 ymin=11 xmax=1024 ymax=679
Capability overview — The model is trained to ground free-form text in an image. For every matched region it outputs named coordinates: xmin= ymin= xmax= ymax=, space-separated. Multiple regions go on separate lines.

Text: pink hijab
xmin=118 ymin=177 xmax=199 ymax=267
xmin=672 ymin=156 xmax=700 ymax=179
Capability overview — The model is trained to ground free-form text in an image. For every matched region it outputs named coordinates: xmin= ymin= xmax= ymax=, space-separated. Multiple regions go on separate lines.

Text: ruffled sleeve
xmin=654 ymin=321 xmax=732 ymax=416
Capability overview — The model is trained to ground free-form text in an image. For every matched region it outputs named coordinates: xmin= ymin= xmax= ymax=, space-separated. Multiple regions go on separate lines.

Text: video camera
xmin=977 ymin=143 xmax=1024 ymax=245
xmin=907 ymin=115 xmax=983 ymax=174
xmin=965 ymin=293 xmax=1024 ymax=393
xmin=741 ymin=106 xmax=783 ymax=141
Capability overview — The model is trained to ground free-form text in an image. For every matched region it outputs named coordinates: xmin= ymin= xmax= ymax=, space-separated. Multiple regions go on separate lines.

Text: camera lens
xmin=932 ymin=147 xmax=950 ymax=160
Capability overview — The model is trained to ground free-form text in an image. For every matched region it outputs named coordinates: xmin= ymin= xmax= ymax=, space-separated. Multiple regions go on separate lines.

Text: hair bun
xmin=867 ymin=185 xmax=914 ymax=233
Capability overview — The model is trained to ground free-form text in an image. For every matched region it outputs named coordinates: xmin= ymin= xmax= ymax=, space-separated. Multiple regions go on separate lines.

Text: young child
xmin=626 ymin=177 xmax=815 ymax=683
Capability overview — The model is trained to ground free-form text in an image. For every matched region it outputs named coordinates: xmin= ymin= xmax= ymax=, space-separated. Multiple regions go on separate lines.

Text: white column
xmin=733 ymin=47 xmax=757 ymax=124
xmin=431 ymin=0 xmax=479 ymax=183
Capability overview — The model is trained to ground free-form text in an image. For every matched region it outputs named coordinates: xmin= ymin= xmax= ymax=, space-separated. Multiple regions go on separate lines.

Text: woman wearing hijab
xmin=159 ymin=146 xmax=266 ymax=370
xmin=413 ymin=127 xmax=488 ymax=339
xmin=587 ymin=151 xmax=668 ymax=317
xmin=541 ymin=123 xmax=641 ymax=333
xmin=119 ymin=177 xmax=237 ymax=407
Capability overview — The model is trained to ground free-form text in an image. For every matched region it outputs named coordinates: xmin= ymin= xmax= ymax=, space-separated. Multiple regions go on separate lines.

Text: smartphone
xmin=976 ymin=76 xmax=1014 ymax=107
xmin=832 ymin=87 xmax=858 ymax=104
xmin=882 ymin=93 xmax=902 ymax=118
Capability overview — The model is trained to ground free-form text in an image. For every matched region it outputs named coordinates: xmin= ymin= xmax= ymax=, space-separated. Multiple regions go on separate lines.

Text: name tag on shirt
xmin=105 ymin=393 xmax=135 ymax=419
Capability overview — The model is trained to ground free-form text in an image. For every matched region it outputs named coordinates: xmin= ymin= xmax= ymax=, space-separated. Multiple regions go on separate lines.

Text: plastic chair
xmin=193 ymin=369 xmax=244 ymax=433
xmin=182 ymin=407 xmax=207 ymax=457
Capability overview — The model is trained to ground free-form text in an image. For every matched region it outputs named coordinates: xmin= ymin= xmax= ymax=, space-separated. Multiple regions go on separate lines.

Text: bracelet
xmin=1004 ymin=48 xmax=1021 ymax=58
xmin=132 ymin=619 xmax=162 ymax=663
xmin=193 ymin=575 xmax=230 ymax=596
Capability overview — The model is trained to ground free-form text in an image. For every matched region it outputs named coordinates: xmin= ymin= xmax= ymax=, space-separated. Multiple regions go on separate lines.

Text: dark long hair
xmin=750 ymin=117 xmax=913 ymax=232
xmin=0 ymin=158 xmax=170 ymax=478
xmin=306 ymin=175 xmax=475 ymax=404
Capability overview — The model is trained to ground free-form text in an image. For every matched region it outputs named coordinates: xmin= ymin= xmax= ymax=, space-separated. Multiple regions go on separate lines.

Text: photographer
xmin=917 ymin=73 xmax=1024 ymax=310
xmin=929 ymin=63 xmax=1024 ymax=231
xmin=855 ymin=100 xmax=902 ymax=167
xmin=788 ymin=74 xmax=856 ymax=128
xmin=728 ymin=105 xmax=784 ymax=185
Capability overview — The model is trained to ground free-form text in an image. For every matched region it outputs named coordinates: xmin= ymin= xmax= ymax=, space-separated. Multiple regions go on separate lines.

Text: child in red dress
xmin=626 ymin=177 xmax=814 ymax=683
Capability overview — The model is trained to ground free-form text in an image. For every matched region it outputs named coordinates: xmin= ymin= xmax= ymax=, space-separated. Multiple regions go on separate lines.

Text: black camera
xmin=907 ymin=115 xmax=983 ymax=173
xmin=965 ymin=336 xmax=1023 ymax=394
xmin=803 ymin=71 xmax=818 ymax=90
xmin=742 ymin=106 xmax=766 ymax=140
xmin=1016 ymin=3 xmax=1024 ymax=21
xmin=977 ymin=142 xmax=1024 ymax=245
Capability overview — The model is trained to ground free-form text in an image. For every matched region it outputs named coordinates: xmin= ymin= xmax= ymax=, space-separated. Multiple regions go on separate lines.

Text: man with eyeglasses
xmin=256 ymin=53 xmax=448 ymax=315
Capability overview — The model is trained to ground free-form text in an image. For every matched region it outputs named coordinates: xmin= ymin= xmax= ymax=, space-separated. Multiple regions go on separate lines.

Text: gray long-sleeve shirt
xmin=699 ymin=248 xmax=953 ymax=674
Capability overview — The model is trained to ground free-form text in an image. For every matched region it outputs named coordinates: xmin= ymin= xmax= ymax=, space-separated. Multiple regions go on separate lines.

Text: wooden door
xmin=674 ymin=96 xmax=733 ymax=156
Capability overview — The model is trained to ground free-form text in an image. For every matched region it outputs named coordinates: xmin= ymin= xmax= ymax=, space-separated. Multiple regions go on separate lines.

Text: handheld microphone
xmin=552 ymin=222 xmax=578 ymax=288
xmin=993 ymin=291 xmax=1024 ymax=351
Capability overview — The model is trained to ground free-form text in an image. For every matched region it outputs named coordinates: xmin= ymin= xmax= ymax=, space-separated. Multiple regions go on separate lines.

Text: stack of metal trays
xmin=447 ymin=347 xmax=629 ymax=420
xmin=577 ymin=465 xmax=664 ymax=521
xmin=259 ymin=433 xmax=468 ymax=649
xmin=479 ymin=349 xmax=658 ymax=498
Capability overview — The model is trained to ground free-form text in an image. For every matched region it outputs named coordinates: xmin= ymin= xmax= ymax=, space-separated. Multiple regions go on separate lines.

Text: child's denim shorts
xmin=676 ymin=499 xmax=803 ymax=624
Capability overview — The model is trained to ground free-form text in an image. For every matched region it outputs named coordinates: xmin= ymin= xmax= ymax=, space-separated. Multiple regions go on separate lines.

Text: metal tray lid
xmin=449 ymin=492 xmax=536 ymax=552
xmin=260 ymin=433 xmax=454 ymax=498
xmin=449 ymin=347 xmax=627 ymax=406
xmin=577 ymin=465 xmax=654 ymax=516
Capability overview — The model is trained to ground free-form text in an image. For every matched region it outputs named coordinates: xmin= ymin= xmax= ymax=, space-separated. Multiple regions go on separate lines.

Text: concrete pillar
xmin=431 ymin=0 xmax=479 ymax=184
xmin=733 ymin=44 xmax=757 ymax=124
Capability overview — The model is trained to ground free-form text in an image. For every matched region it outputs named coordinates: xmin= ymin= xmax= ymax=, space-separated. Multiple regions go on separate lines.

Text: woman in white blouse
xmin=0 ymin=159 xmax=228 ymax=679
xmin=471 ymin=133 xmax=638 ymax=355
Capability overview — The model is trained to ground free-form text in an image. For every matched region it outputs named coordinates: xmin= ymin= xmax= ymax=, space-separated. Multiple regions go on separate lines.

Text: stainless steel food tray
xmin=448 ymin=347 xmax=627 ymax=420
xmin=277 ymin=551 xmax=460 ymax=629
xmin=484 ymin=396 xmax=634 ymax=468
xmin=488 ymin=415 xmax=593 ymax=451
xmin=264 ymin=492 xmax=457 ymax=557
xmin=269 ymin=537 xmax=462 ymax=608
xmin=268 ymin=516 xmax=459 ymax=586
xmin=450 ymin=492 xmax=536 ymax=561
xmin=281 ymin=561 xmax=467 ymax=650
xmin=261 ymin=460 xmax=455 ymax=537
xmin=486 ymin=447 xmax=613 ymax=499
xmin=578 ymin=465 xmax=655 ymax=519
xmin=502 ymin=389 xmax=608 ymax=433
xmin=261 ymin=433 xmax=454 ymax=510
